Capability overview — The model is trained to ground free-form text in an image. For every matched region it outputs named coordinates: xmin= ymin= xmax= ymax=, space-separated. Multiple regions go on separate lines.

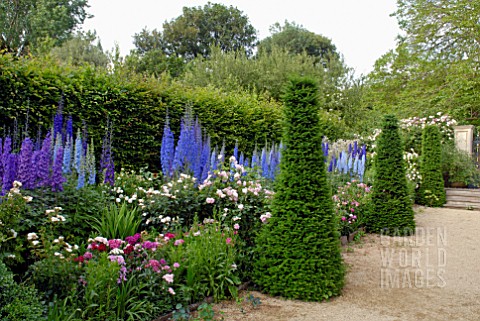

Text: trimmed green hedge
xmin=416 ymin=125 xmax=446 ymax=207
xmin=253 ymin=76 xmax=344 ymax=301
xmin=0 ymin=54 xmax=282 ymax=170
xmin=368 ymin=114 xmax=415 ymax=236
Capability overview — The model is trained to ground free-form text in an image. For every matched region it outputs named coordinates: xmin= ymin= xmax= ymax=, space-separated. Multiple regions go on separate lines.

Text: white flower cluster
xmin=400 ymin=112 xmax=457 ymax=142
xmin=46 ymin=207 xmax=66 ymax=222
xmin=404 ymin=149 xmax=422 ymax=187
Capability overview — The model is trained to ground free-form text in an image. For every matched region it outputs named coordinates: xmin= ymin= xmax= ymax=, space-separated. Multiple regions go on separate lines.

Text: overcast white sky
xmin=82 ymin=0 xmax=401 ymax=75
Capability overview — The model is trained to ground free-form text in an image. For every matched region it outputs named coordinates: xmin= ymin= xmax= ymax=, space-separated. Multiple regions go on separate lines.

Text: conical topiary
xmin=369 ymin=114 xmax=415 ymax=236
xmin=253 ymin=76 xmax=344 ymax=301
xmin=416 ymin=125 xmax=446 ymax=207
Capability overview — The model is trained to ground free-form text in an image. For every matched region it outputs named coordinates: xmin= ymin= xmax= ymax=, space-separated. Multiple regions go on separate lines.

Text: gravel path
xmin=212 ymin=207 xmax=480 ymax=321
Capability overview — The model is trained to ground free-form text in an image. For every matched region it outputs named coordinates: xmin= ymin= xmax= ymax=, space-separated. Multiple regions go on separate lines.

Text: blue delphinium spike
xmin=77 ymin=153 xmax=85 ymax=189
xmin=261 ymin=147 xmax=268 ymax=178
xmin=210 ymin=147 xmax=217 ymax=171
xmin=0 ymin=137 xmax=3 ymax=182
xmin=239 ymin=152 xmax=244 ymax=166
xmin=62 ymin=136 xmax=73 ymax=174
xmin=74 ymin=129 xmax=82 ymax=173
xmin=51 ymin=146 xmax=65 ymax=192
xmin=353 ymin=141 xmax=358 ymax=158
xmin=161 ymin=116 xmax=175 ymax=178
xmin=233 ymin=141 xmax=239 ymax=161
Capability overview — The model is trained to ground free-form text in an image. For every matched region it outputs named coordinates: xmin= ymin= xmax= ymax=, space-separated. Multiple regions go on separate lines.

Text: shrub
xmin=253 ymin=76 xmax=345 ymax=301
xmin=0 ymin=260 xmax=45 ymax=321
xmin=416 ymin=125 xmax=446 ymax=207
xmin=91 ymin=203 xmax=142 ymax=240
xmin=369 ymin=115 xmax=415 ymax=236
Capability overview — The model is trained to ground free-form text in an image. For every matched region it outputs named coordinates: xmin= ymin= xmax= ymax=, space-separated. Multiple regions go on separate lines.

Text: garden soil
xmin=209 ymin=207 xmax=480 ymax=321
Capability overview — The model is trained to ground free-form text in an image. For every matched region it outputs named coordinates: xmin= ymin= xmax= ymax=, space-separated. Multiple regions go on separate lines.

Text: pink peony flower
xmin=206 ymin=197 xmax=215 ymax=204
xmin=168 ymin=287 xmax=176 ymax=295
xmin=83 ymin=251 xmax=93 ymax=260
xmin=233 ymin=224 xmax=240 ymax=230
xmin=226 ymin=237 xmax=232 ymax=244
xmin=163 ymin=273 xmax=174 ymax=283
xmin=174 ymin=239 xmax=185 ymax=246
xmin=341 ymin=217 xmax=346 ymax=221
xmin=173 ymin=262 xmax=180 ymax=268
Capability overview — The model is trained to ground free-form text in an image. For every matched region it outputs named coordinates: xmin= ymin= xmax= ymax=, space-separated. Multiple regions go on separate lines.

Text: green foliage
xmin=91 ymin=203 xmax=142 ymax=239
xmin=442 ymin=143 xmax=480 ymax=187
xmin=369 ymin=115 xmax=415 ymax=236
xmin=258 ymin=21 xmax=340 ymax=65
xmin=48 ymin=31 xmax=109 ymax=68
xmin=161 ymin=2 xmax=257 ymax=60
xmin=170 ymin=221 xmax=240 ymax=303
xmin=253 ymin=76 xmax=344 ymax=301
xmin=364 ymin=1 xmax=480 ymax=123
xmin=416 ymin=125 xmax=446 ymax=207
xmin=183 ymin=45 xmax=345 ymax=102
xmin=80 ymin=252 xmax=120 ymax=321
xmin=0 ymin=260 xmax=45 ymax=321
xmin=0 ymin=53 xmax=282 ymax=170
xmin=0 ymin=0 xmax=89 ymax=55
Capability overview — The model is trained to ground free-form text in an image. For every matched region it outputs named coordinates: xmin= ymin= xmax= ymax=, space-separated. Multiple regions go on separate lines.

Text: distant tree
xmin=0 ymin=0 xmax=90 ymax=56
xmin=394 ymin=0 xmax=480 ymax=61
xmin=49 ymin=31 xmax=109 ymax=68
xmin=258 ymin=21 xmax=340 ymax=66
xmin=160 ymin=2 xmax=257 ymax=60
xmin=129 ymin=27 xmax=185 ymax=77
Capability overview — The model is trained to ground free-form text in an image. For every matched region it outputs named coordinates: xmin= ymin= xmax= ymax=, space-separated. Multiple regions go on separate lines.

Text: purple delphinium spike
xmin=66 ymin=116 xmax=73 ymax=141
xmin=51 ymin=146 xmax=65 ymax=192
xmin=17 ymin=137 xmax=35 ymax=189
xmin=160 ymin=116 xmax=175 ymax=178
xmin=36 ymin=133 xmax=52 ymax=188
xmin=82 ymin=121 xmax=88 ymax=156
xmin=0 ymin=137 xmax=3 ymax=183
xmin=353 ymin=141 xmax=358 ymax=158
xmin=348 ymin=143 xmax=352 ymax=155
xmin=328 ymin=159 xmax=333 ymax=172
xmin=1 ymin=153 xmax=17 ymax=195
xmin=324 ymin=142 xmax=329 ymax=159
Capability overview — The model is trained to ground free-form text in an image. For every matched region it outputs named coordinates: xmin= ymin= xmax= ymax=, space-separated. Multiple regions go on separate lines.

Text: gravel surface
xmin=211 ymin=207 xmax=480 ymax=321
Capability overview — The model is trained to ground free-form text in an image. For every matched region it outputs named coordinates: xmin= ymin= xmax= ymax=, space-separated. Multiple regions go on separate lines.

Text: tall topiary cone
xmin=369 ymin=114 xmax=415 ymax=236
xmin=253 ymin=77 xmax=344 ymax=301
xmin=416 ymin=125 xmax=446 ymax=207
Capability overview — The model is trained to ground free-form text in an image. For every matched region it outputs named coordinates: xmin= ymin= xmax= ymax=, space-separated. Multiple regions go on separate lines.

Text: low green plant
xmin=195 ymin=303 xmax=216 ymax=321
xmin=91 ymin=203 xmax=142 ymax=239
xmin=0 ymin=260 xmax=45 ymax=321
xmin=80 ymin=252 xmax=120 ymax=321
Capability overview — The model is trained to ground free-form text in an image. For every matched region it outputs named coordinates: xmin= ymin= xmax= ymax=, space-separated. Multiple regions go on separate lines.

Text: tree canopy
xmin=258 ymin=21 xmax=340 ymax=66
xmin=0 ymin=0 xmax=90 ymax=55
xmin=132 ymin=2 xmax=257 ymax=61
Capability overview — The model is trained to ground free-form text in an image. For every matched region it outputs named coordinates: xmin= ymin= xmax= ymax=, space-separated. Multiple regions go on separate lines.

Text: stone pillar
xmin=454 ymin=125 xmax=475 ymax=155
